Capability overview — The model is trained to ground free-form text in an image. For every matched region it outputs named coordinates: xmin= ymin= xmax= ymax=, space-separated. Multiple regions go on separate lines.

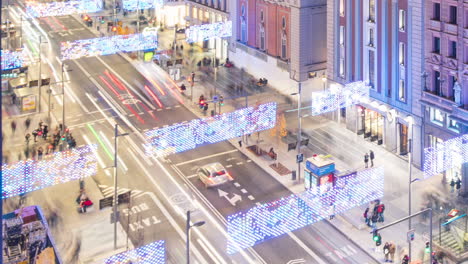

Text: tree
xmin=269 ymin=112 xmax=287 ymax=166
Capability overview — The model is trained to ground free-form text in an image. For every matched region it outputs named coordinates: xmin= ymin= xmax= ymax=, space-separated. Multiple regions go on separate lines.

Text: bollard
xmin=291 ymin=170 xmax=297 ymax=181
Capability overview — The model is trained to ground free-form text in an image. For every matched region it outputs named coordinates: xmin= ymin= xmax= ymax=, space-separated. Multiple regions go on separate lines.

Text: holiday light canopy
xmin=227 ymin=167 xmax=384 ymax=254
xmin=123 ymin=0 xmax=163 ymax=11
xmin=423 ymin=134 xmax=468 ymax=179
xmin=1 ymin=50 xmax=26 ymax=71
xmin=25 ymin=0 xmax=102 ymax=18
xmin=311 ymin=81 xmax=370 ymax=116
xmin=145 ymin=102 xmax=277 ymax=156
xmin=2 ymin=144 xmax=98 ymax=199
xmin=103 ymin=240 xmax=165 ymax=263
xmin=186 ymin=21 xmax=232 ymax=43
xmin=61 ymin=31 xmax=158 ymax=60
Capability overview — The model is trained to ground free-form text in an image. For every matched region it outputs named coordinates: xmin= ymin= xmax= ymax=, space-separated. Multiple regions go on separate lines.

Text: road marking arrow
xmin=217 ymin=189 xmax=242 ymax=206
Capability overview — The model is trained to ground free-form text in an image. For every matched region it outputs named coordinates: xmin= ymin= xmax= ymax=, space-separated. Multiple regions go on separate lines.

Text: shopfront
xmin=356 ymin=106 xmax=383 ymax=145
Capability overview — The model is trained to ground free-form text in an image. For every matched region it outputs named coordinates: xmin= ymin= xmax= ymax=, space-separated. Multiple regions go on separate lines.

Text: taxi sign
xmin=448 ymin=209 xmax=459 ymax=217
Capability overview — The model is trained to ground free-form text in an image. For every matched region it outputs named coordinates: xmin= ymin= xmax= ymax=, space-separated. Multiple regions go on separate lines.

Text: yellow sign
xmin=22 ymin=94 xmax=36 ymax=111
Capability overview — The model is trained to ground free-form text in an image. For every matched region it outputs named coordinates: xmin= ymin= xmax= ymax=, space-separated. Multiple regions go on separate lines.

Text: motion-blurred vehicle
xmin=197 ymin=162 xmax=233 ymax=188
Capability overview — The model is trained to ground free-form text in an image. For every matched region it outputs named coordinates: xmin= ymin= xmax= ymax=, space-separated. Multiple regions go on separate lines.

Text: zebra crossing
xmin=98 ymin=185 xmax=146 ymax=200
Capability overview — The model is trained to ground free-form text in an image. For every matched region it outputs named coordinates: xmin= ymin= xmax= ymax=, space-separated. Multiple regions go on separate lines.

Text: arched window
xmin=282 ymin=16 xmax=286 ymax=30
xmin=260 ymin=25 xmax=265 ymax=50
xmin=281 ymin=33 xmax=287 ymax=59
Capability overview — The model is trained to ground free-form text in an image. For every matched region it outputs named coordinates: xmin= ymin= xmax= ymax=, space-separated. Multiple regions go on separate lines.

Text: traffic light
xmin=112 ymin=26 xmax=117 ymax=32
xmin=83 ymin=15 xmax=90 ymax=21
xmin=101 ymin=17 xmax=105 ymax=24
xmin=61 ymin=135 xmax=66 ymax=141
xmin=373 ymin=230 xmax=381 ymax=246
xmin=199 ymin=100 xmax=205 ymax=108
xmin=425 ymin=241 xmax=431 ymax=253
xmin=219 ymin=95 xmax=224 ymax=106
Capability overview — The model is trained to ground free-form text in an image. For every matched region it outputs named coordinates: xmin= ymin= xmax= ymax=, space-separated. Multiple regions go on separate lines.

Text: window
xmin=339 ymin=26 xmax=345 ymax=45
xmin=448 ymin=118 xmax=461 ymax=133
xmin=449 ymin=6 xmax=457 ymax=24
xmin=260 ymin=26 xmax=265 ymax=50
xmin=339 ymin=26 xmax=345 ymax=77
xmin=339 ymin=0 xmax=345 ymax=17
xmin=430 ymin=108 xmax=444 ymax=126
xmin=434 ymin=71 xmax=441 ymax=95
xmin=368 ymin=50 xmax=375 ymax=87
xmin=449 ymin=41 xmax=457 ymax=58
xmin=399 ymin=42 xmax=405 ymax=65
xmin=281 ymin=33 xmax=287 ymax=59
xmin=260 ymin=10 xmax=264 ymax=23
xmin=368 ymin=0 xmax=375 ymax=22
xmin=433 ymin=3 xmax=440 ymax=20
xmin=433 ymin=36 xmax=440 ymax=53
xmin=398 ymin=79 xmax=406 ymax=102
xmin=399 ymin=9 xmax=405 ymax=31
xmin=282 ymin=16 xmax=286 ymax=29
xmin=368 ymin=28 xmax=374 ymax=46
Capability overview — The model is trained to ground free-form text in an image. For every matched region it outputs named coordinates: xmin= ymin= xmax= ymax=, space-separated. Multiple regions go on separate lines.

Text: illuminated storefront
xmin=357 ymin=106 xmax=383 ymax=145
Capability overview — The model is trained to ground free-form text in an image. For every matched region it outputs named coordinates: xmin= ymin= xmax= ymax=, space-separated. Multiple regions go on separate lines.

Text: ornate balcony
xmin=429 ymin=19 xmax=441 ymax=31
xmin=445 ymin=57 xmax=458 ymax=69
xmin=444 ymin=23 xmax=458 ymax=35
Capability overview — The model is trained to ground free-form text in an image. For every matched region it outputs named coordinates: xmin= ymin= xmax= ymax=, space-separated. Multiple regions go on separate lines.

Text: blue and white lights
xmin=25 ymin=0 xmax=102 ymax=18
xmin=186 ymin=21 xmax=232 ymax=43
xmin=227 ymin=167 xmax=384 ymax=254
xmin=123 ymin=0 xmax=163 ymax=11
xmin=311 ymin=81 xmax=370 ymax=116
xmin=2 ymin=144 xmax=98 ymax=199
xmin=145 ymin=102 xmax=277 ymax=156
xmin=61 ymin=31 xmax=158 ymax=60
xmin=423 ymin=134 xmax=468 ymax=179
xmin=1 ymin=50 xmax=26 ymax=70
xmin=103 ymin=240 xmax=165 ymax=263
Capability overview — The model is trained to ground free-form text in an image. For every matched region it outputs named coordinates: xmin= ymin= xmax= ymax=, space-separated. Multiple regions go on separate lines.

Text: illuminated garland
xmin=25 ymin=0 xmax=102 ymax=18
xmin=2 ymin=144 xmax=98 ymax=199
xmin=145 ymin=102 xmax=277 ymax=156
xmin=1 ymin=50 xmax=26 ymax=71
xmin=227 ymin=167 xmax=384 ymax=254
xmin=123 ymin=0 xmax=163 ymax=11
xmin=61 ymin=31 xmax=158 ymax=60
xmin=103 ymin=240 xmax=165 ymax=263
xmin=423 ymin=134 xmax=468 ymax=179
xmin=311 ymin=81 xmax=370 ymax=116
xmin=186 ymin=21 xmax=232 ymax=43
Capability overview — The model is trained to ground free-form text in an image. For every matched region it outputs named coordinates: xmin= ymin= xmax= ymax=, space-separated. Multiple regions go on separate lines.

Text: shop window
xmin=339 ymin=0 xmax=345 ymax=17
xmin=448 ymin=118 xmax=461 ymax=133
xmin=368 ymin=50 xmax=375 ymax=87
xmin=368 ymin=28 xmax=374 ymax=46
xmin=433 ymin=3 xmax=440 ymax=21
xmin=398 ymin=79 xmax=406 ymax=102
xmin=260 ymin=26 xmax=265 ymax=50
xmin=368 ymin=0 xmax=375 ymax=22
xmin=449 ymin=40 xmax=457 ymax=59
xmin=449 ymin=6 xmax=457 ymax=24
xmin=433 ymin=36 xmax=440 ymax=54
xmin=430 ymin=108 xmax=444 ymax=126
xmin=399 ymin=9 xmax=405 ymax=31
xmin=399 ymin=42 xmax=405 ymax=65
xmin=434 ymin=70 xmax=441 ymax=95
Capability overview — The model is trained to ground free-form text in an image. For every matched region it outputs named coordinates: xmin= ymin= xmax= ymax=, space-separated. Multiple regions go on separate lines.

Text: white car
xmin=197 ymin=162 xmax=233 ymax=188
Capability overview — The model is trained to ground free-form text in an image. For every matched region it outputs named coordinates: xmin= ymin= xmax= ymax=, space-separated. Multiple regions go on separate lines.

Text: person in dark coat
xmin=364 ymin=153 xmax=369 ymax=168
xmin=364 ymin=207 xmax=370 ymax=226
xmin=370 ymin=150 xmax=375 ymax=167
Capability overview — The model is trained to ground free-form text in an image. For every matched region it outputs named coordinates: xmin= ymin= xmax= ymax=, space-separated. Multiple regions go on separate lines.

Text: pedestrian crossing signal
xmin=425 ymin=242 xmax=431 ymax=253
xmin=373 ymin=230 xmax=381 ymax=246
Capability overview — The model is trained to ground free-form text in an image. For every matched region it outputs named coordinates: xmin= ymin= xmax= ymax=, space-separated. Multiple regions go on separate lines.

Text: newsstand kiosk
xmin=304 ymin=154 xmax=335 ymax=193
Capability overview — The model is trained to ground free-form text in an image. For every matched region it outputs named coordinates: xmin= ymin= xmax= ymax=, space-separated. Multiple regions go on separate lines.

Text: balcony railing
xmin=422 ymin=90 xmax=467 ymax=113
xmin=445 ymin=57 xmax=458 ymax=69
xmin=429 ymin=19 xmax=442 ymax=31
xmin=444 ymin=23 xmax=458 ymax=35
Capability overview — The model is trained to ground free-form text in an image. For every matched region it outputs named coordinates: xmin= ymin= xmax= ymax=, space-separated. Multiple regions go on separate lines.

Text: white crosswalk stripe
xmin=98 ymin=185 xmax=145 ymax=199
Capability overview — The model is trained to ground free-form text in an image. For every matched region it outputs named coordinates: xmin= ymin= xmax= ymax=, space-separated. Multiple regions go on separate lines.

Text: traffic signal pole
xmin=371 ymin=208 xmax=433 ymax=264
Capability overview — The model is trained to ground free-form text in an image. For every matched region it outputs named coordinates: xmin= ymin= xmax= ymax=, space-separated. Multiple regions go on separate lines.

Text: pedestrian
xmin=25 ymin=118 xmax=31 ymax=130
xmin=38 ymin=120 xmax=43 ymax=130
xmin=401 ymin=254 xmax=409 ymax=264
xmin=191 ymin=72 xmax=195 ymax=83
xmin=383 ymin=242 xmax=390 ymax=262
xmin=42 ymin=124 xmax=48 ymax=139
xmin=180 ymin=44 xmax=184 ymax=51
xmin=11 ymin=121 xmax=16 ymax=133
xmin=364 ymin=207 xmax=370 ymax=226
xmin=32 ymin=129 xmax=38 ymax=142
xmin=238 ymin=138 xmax=242 ymax=148
xmin=364 ymin=152 xmax=369 ymax=168
xmin=370 ymin=150 xmax=375 ymax=167
xmin=371 ymin=212 xmax=378 ymax=229
xmin=37 ymin=147 xmax=43 ymax=160
xmin=328 ymin=202 xmax=336 ymax=220
xmin=11 ymin=93 xmax=16 ymax=104
xmin=450 ymin=178 xmax=455 ymax=193
xmin=455 ymin=177 xmax=461 ymax=195
xmin=389 ymin=242 xmax=396 ymax=263
xmin=377 ymin=203 xmax=385 ymax=222
xmin=25 ymin=133 xmax=31 ymax=144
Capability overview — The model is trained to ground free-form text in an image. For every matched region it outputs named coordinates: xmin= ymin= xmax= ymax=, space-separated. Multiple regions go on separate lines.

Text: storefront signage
xmin=306 ymin=159 xmax=335 ymax=176
xmin=311 ymin=81 xmax=370 ymax=116
xmin=21 ymin=94 xmax=36 ymax=111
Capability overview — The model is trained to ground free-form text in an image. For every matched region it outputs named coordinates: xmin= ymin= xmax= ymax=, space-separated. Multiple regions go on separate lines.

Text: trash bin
xmin=291 ymin=170 xmax=296 ymax=181
xmin=211 ymin=110 xmax=215 ymax=116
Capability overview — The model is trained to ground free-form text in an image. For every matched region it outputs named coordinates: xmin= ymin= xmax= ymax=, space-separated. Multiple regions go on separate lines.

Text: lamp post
xmin=406 ymin=115 xmax=414 ymax=261
xmin=291 ymin=81 xmax=302 ymax=181
xmin=186 ymin=210 xmax=205 ymax=264
xmin=61 ymin=63 xmax=66 ymax=132
xmin=321 ymin=75 xmax=327 ymax=90
xmin=113 ymin=124 xmax=129 ymax=250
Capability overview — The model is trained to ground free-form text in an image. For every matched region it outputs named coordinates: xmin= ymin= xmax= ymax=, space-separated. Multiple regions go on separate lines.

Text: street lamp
xmin=321 ymin=74 xmax=327 ymax=90
xmin=186 ymin=210 xmax=205 ymax=264
xmin=406 ymin=115 xmax=414 ymax=261
xmin=113 ymin=124 xmax=129 ymax=250
xmin=291 ymin=81 xmax=302 ymax=182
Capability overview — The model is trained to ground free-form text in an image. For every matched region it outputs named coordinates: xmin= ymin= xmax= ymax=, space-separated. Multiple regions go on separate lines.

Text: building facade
xmin=422 ymin=0 xmax=468 ymax=193
xmin=327 ymin=0 xmax=425 ymax=168
xmin=229 ymin=0 xmax=327 ymax=95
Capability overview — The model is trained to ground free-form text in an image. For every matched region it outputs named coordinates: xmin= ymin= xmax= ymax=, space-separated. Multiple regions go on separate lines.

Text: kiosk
xmin=304 ymin=154 xmax=335 ymax=193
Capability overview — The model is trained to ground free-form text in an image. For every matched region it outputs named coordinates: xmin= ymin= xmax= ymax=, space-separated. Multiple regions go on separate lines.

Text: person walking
xmin=25 ymin=133 xmax=31 ymax=144
xmin=450 ymin=178 xmax=455 ymax=193
xmin=371 ymin=212 xmax=379 ymax=229
xmin=383 ymin=242 xmax=390 ymax=262
xmin=389 ymin=242 xmax=396 ymax=263
xmin=238 ymin=138 xmax=242 ymax=148
xmin=24 ymin=118 xmax=31 ymax=130
xmin=364 ymin=152 xmax=369 ymax=168
xmin=364 ymin=207 xmax=370 ymax=226
xmin=401 ymin=254 xmax=409 ymax=264
xmin=32 ymin=129 xmax=38 ymax=142
xmin=42 ymin=124 xmax=48 ymax=139
xmin=455 ymin=177 xmax=461 ymax=195
xmin=11 ymin=121 xmax=16 ymax=133
xmin=191 ymin=72 xmax=195 ymax=83
xmin=369 ymin=150 xmax=375 ymax=167
xmin=37 ymin=147 xmax=43 ymax=160
xmin=377 ymin=203 xmax=385 ymax=222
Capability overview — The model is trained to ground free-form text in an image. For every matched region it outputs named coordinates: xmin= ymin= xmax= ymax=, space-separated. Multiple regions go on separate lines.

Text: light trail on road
xmin=87 ymin=123 xmax=114 ymax=160
xmin=144 ymin=85 xmax=164 ymax=108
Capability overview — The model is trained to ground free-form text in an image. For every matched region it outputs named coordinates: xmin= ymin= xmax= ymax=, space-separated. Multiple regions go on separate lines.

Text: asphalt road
xmin=22 ymin=11 xmax=379 ymax=264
